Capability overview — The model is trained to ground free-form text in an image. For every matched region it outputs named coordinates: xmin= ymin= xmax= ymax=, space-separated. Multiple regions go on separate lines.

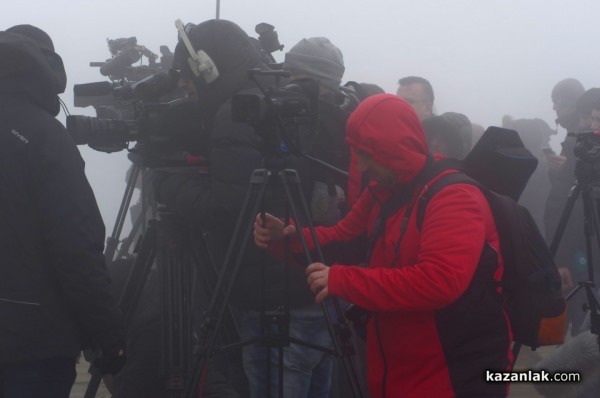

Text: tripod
xmin=85 ymin=167 xmax=239 ymax=398
xmin=183 ymin=166 xmax=366 ymax=398
xmin=84 ymin=162 xmax=145 ymax=397
xmin=549 ymin=158 xmax=600 ymax=339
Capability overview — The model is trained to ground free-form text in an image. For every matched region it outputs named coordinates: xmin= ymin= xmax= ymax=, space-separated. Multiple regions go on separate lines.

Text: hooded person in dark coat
xmin=0 ymin=24 xmax=125 ymax=397
xmin=502 ymin=116 xmax=554 ymax=232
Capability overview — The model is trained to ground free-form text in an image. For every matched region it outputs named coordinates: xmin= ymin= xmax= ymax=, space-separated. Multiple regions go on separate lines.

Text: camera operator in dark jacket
xmin=155 ymin=22 xmax=355 ymax=397
xmin=545 ymin=82 xmax=600 ymax=336
xmin=0 ymin=25 xmax=125 ymax=397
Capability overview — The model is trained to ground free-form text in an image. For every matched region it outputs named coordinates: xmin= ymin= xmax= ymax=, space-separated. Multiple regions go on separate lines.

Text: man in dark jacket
xmin=240 ymin=37 xmax=354 ymax=398
xmin=0 ymin=25 xmax=125 ymax=397
xmin=544 ymin=78 xmax=584 ymax=244
xmin=255 ymin=94 xmax=512 ymax=398
xmin=156 ymin=23 xmax=356 ymax=397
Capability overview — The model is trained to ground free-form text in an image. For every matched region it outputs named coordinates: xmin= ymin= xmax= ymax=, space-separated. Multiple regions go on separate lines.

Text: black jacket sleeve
xmin=33 ymin=118 xmax=125 ymax=352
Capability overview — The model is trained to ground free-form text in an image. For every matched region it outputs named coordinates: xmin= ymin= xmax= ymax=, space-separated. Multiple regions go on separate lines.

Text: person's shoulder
xmin=425 ymin=170 xmax=487 ymax=204
xmin=0 ymin=97 xmax=67 ymax=145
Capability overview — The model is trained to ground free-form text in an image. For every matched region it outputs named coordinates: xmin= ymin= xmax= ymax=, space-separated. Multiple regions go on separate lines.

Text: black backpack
xmin=415 ymin=127 xmax=567 ymax=349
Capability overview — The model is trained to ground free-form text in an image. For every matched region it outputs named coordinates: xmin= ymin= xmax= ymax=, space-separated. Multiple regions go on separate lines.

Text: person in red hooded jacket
xmin=254 ymin=93 xmax=512 ymax=398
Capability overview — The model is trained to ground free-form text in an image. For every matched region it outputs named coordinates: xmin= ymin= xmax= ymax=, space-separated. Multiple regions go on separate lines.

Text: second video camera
xmin=67 ymin=70 xmax=201 ymax=155
xmin=232 ymin=69 xmax=320 ymax=159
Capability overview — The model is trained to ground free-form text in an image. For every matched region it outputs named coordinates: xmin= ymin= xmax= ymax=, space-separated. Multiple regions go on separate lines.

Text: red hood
xmin=346 ymin=93 xmax=429 ymax=185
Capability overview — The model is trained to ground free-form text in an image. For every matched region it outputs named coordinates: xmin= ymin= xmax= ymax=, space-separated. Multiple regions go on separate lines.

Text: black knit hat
xmin=172 ymin=19 xmax=261 ymax=113
xmin=284 ymin=37 xmax=345 ymax=90
xmin=551 ymin=78 xmax=584 ymax=106
xmin=4 ymin=24 xmax=66 ymax=95
xmin=173 ymin=19 xmax=259 ymax=81
xmin=6 ymin=24 xmax=54 ymax=52
xmin=576 ymin=88 xmax=600 ymax=117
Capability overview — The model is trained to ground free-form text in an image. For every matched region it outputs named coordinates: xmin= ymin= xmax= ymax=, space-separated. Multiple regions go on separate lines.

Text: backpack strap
xmin=416 ymin=172 xmax=482 ymax=231
xmin=364 ymin=154 xmax=435 ymax=262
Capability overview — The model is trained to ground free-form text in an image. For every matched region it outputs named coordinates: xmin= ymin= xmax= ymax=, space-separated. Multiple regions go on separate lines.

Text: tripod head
xmin=569 ymin=131 xmax=600 ymax=185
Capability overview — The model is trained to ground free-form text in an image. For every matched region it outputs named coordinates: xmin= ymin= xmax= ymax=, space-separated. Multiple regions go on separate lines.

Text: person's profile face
xmin=429 ymin=135 xmax=450 ymax=157
xmin=396 ymin=83 xmax=432 ymax=120
xmin=178 ymin=75 xmax=198 ymax=101
xmin=356 ymin=151 xmax=397 ymax=189
xmin=552 ymin=96 xmax=575 ymax=120
xmin=590 ymin=109 xmax=600 ymax=131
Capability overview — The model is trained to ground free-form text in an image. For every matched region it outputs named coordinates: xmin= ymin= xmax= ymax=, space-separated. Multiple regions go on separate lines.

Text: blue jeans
xmin=240 ymin=305 xmax=334 ymax=398
xmin=0 ymin=357 xmax=77 ymax=398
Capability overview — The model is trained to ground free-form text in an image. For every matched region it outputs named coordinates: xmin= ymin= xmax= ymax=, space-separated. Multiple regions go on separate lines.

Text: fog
xmin=3 ymin=0 xmax=600 ymax=233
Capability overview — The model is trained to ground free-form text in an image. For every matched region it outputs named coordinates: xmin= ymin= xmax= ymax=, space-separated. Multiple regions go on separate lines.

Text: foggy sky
xmin=3 ymin=0 xmax=599 ymax=233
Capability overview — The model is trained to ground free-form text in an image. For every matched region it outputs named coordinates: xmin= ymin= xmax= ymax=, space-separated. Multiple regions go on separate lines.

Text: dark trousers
xmin=0 ymin=357 xmax=77 ymax=398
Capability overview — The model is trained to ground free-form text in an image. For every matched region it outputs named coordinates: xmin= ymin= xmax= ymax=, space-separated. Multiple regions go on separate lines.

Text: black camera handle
xmin=184 ymin=167 xmax=367 ymax=398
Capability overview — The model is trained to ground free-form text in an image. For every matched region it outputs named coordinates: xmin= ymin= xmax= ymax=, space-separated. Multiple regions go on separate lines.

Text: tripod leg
xmin=190 ymin=231 xmax=241 ymax=345
xmin=84 ymin=218 xmax=158 ymax=398
xmin=105 ymin=164 xmax=141 ymax=264
xmin=550 ymin=183 xmax=581 ymax=257
xmin=279 ymin=169 xmax=366 ymax=398
xmin=116 ymin=201 xmax=145 ymax=260
xmin=186 ymin=167 xmax=366 ymax=398
xmin=157 ymin=212 xmax=195 ymax=397
xmin=581 ymin=188 xmax=597 ymax=286
xmin=578 ymin=188 xmax=600 ymax=338
xmin=118 ymin=221 xmax=158 ymax=329
xmin=184 ymin=169 xmax=272 ymax=398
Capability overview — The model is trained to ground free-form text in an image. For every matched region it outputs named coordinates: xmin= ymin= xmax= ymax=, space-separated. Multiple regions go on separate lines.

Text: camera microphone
xmin=74 ymin=81 xmax=114 ymax=97
xmin=73 ymin=82 xmax=118 ymax=108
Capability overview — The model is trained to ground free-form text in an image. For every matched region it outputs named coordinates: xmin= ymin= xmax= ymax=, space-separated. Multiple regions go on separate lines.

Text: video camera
xmin=90 ymin=36 xmax=174 ymax=82
xmin=66 ymin=37 xmax=205 ymax=160
xmin=67 ymin=70 xmax=201 ymax=155
xmin=571 ymin=131 xmax=600 ymax=163
xmin=232 ymin=69 xmax=320 ymax=159
xmin=568 ymin=131 xmax=600 ymax=184
xmin=67 ymin=22 xmax=288 ymax=160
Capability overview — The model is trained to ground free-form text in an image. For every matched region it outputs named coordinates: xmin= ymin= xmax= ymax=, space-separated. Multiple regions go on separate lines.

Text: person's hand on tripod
xmin=254 ymin=212 xmax=296 ymax=249
xmin=307 ymin=262 xmax=330 ymax=303
xmin=547 ymin=154 xmax=567 ymax=174
xmin=558 ymin=266 xmax=574 ymax=296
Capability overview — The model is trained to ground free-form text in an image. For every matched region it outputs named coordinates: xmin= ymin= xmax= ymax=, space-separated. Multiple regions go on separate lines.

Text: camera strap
xmin=365 ymin=154 xmax=434 ymax=264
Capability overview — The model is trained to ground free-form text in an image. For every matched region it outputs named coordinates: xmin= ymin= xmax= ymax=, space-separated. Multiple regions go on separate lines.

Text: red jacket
xmin=296 ymin=94 xmax=512 ymax=397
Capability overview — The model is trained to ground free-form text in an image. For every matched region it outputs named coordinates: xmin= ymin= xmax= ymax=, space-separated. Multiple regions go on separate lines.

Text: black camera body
xmin=92 ymin=36 xmax=174 ymax=81
xmin=68 ymin=39 xmax=204 ymax=160
xmin=573 ymin=131 xmax=600 ymax=163
xmin=231 ymin=70 xmax=319 ymax=159
xmin=67 ymin=94 xmax=200 ymax=155
xmin=570 ymin=131 xmax=600 ymax=184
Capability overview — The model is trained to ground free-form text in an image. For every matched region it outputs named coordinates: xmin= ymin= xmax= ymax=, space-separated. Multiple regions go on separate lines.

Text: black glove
xmin=92 ymin=345 xmax=127 ymax=375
